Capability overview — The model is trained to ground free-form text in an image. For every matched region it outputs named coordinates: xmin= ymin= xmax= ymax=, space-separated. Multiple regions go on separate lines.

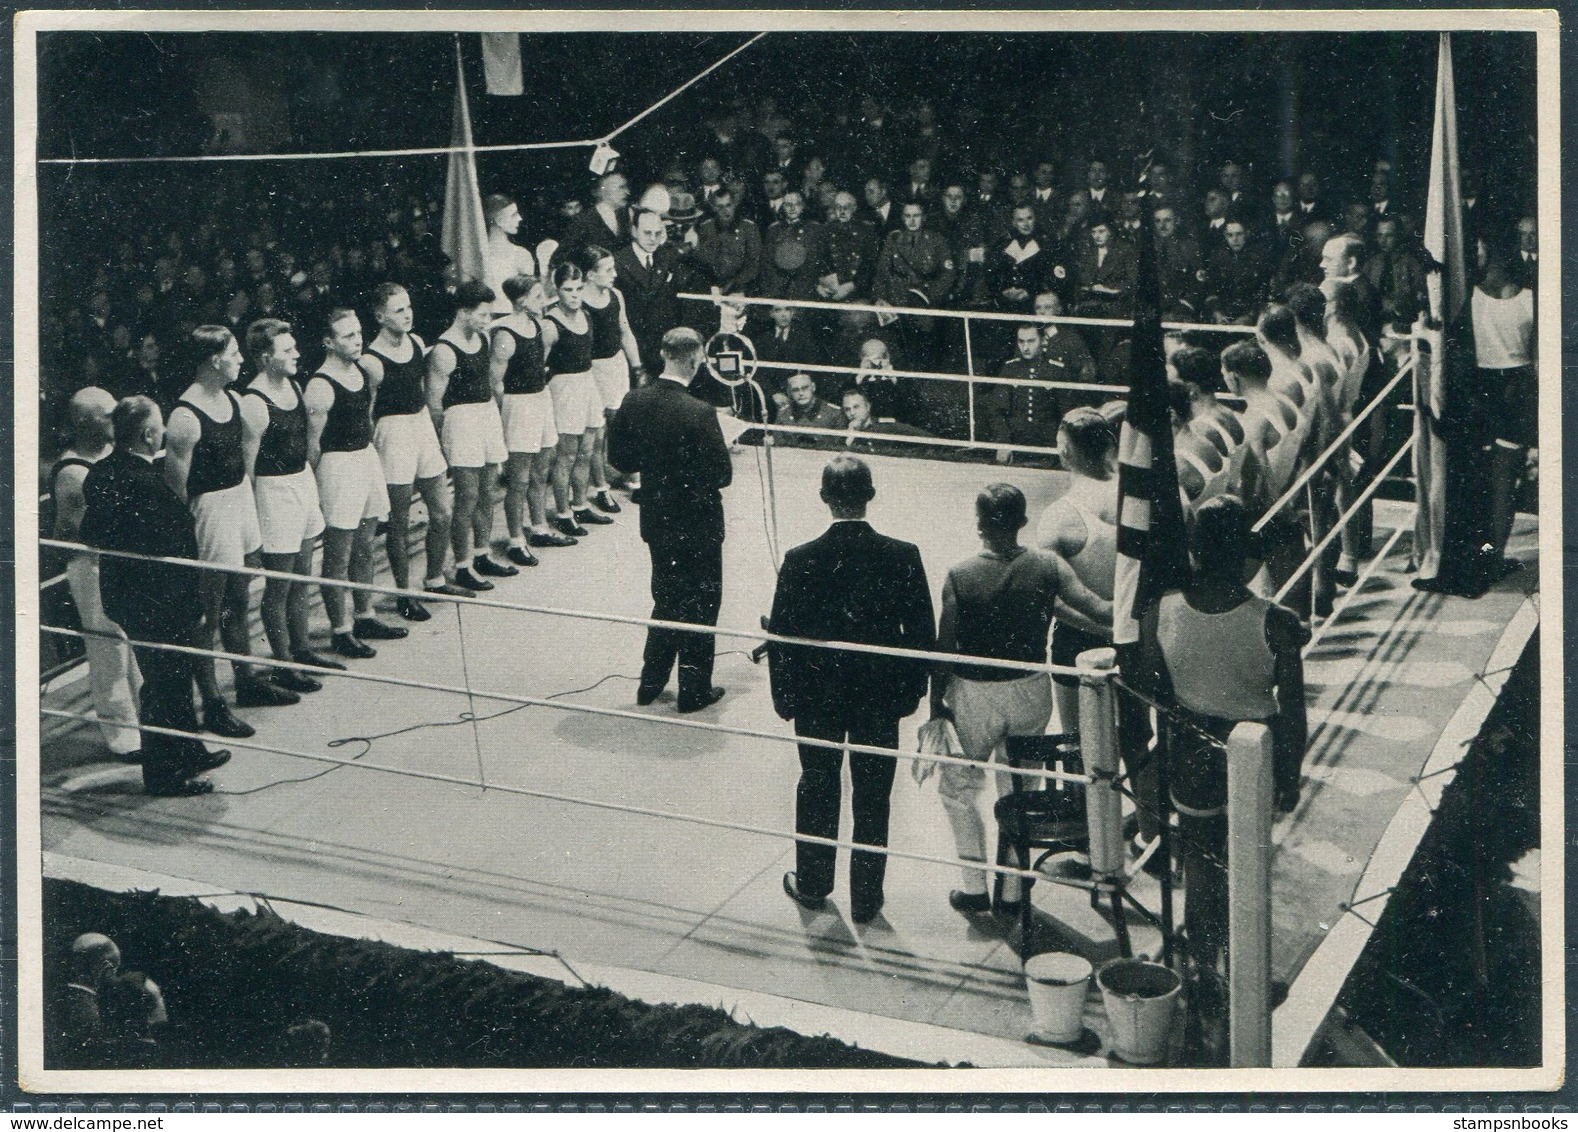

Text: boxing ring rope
xmin=750 ymin=356 xmax=1130 ymax=396
xmin=39 ymin=538 xmax=1081 ymax=683
xmin=38 ymin=709 xmax=1078 ymax=893
xmin=36 ymin=35 xmax=768 ymax=167
xmin=38 ymin=620 xmax=1088 ymax=788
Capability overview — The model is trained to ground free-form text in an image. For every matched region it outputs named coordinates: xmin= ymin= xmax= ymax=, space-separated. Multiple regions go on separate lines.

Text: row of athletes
xmin=84 ymin=246 xmax=649 ymax=740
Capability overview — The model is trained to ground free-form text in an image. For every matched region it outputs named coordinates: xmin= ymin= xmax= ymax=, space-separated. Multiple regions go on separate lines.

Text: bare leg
xmin=349 ymin=517 xmax=378 ymax=619
xmin=450 ymin=467 xmax=480 ymax=566
xmin=320 ymin=526 xmax=356 ymax=633
xmin=571 ymin=429 xmax=597 ymax=510
xmin=415 ymin=474 xmax=453 ymax=586
xmin=591 ymin=414 xmax=612 ymax=492
xmin=552 ymin=433 xmax=579 ymax=515
xmin=473 ymin=462 xmax=499 ymax=554
xmin=384 ymin=482 xmax=415 ymax=590
xmin=260 ymin=550 xmax=297 ymax=661
xmin=528 ymin=449 xmax=554 ymax=530
xmin=196 ymin=570 xmax=227 ymax=707
xmin=287 ymin=542 xmax=315 ymax=655
xmin=505 ymin=452 xmax=532 ymax=541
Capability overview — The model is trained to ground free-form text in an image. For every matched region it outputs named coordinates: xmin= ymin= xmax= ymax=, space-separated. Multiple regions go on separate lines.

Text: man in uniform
xmin=760 ymin=190 xmax=825 ymax=302
xmin=873 ymin=200 xmax=955 ymax=371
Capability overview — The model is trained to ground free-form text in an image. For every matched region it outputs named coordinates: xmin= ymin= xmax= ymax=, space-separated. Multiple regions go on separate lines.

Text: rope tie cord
xmin=38 ymin=708 xmax=1094 ymax=891
xmin=40 ymin=624 xmax=1092 ymax=787
xmin=39 ymin=539 xmax=1082 ymax=679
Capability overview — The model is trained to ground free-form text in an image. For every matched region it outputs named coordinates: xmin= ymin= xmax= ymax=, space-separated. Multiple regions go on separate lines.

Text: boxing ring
xmin=33 ymin=430 xmax=1540 ymax=1068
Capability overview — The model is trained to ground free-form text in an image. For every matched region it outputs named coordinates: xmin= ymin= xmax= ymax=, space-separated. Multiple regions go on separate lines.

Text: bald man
xmin=51 ymin=387 xmax=142 ymax=760
xmin=48 ymin=932 xmax=121 ymax=1065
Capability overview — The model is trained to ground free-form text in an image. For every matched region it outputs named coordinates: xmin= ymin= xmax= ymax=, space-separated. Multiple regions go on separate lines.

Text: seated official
xmin=773 ymin=372 xmax=846 ymax=445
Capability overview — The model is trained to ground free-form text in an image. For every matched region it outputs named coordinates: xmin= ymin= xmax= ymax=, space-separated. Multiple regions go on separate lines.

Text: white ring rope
xmin=680 ymin=291 xmax=1263 ymax=337
xmin=39 ymin=707 xmax=1095 ymax=891
xmin=751 ymin=356 xmax=1128 ymax=395
xmin=748 ymin=419 xmax=1063 ymax=460
xmin=1273 ymin=436 xmax=1416 ymax=605
xmin=1301 ymin=525 xmax=1408 ymax=658
xmin=1249 ymin=358 xmax=1416 ymax=534
xmin=38 ymin=33 xmax=767 ymax=167
xmin=39 ymin=539 xmax=1083 ymax=678
xmin=39 ymin=623 xmax=1090 ymax=786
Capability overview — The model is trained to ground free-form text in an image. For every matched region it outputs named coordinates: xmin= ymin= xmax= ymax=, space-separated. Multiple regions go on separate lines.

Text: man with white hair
xmin=51 ymin=386 xmax=142 ymax=760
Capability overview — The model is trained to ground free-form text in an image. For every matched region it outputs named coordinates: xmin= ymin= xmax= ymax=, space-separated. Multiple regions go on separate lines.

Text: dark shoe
xmin=851 ymin=896 xmax=885 ymax=925
xmin=472 ymin=556 xmax=519 ymax=578
xmin=114 ymin=749 xmax=144 ymax=765
xmin=332 ymin=632 xmax=377 ymax=660
xmin=190 ymin=748 xmax=232 ymax=776
xmin=396 ymin=596 xmax=433 ymax=622
xmin=506 ymin=545 xmax=539 ymax=567
xmin=636 ymin=684 xmax=665 ymax=707
xmin=235 ymin=677 xmax=300 ymax=708
xmin=453 ymin=567 xmax=495 ymax=592
xmin=424 ymin=581 xmax=474 ymax=599
xmin=994 ymin=899 xmax=1023 ymax=921
xmin=293 ymin=649 xmax=346 ymax=672
xmin=1334 ymin=567 xmax=1359 ymax=587
xmin=354 ymin=617 xmax=409 ymax=641
xmin=677 ymin=687 xmax=726 ymax=713
xmin=574 ymin=507 xmax=615 ymax=526
xmin=147 ymin=779 xmax=215 ymax=797
xmin=592 ymin=489 xmax=623 ymax=514
xmin=629 ymin=488 xmax=644 ymax=506
xmin=1495 ymin=558 xmax=1525 ymax=581
xmin=782 ymin=872 xmax=827 ymax=912
xmin=529 ymin=529 xmax=578 ymax=548
xmin=949 ymin=890 xmax=994 ymax=917
xmin=203 ymin=702 xmax=254 ymax=739
xmin=272 ymin=668 xmax=323 ymax=694
xmin=552 ymin=516 xmax=589 ymax=538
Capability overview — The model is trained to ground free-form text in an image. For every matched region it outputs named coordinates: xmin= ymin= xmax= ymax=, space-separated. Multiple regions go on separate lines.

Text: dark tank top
xmin=496 ymin=317 xmax=548 ymax=396
xmin=177 ymin=389 xmax=246 ymax=497
xmin=313 ymin=365 xmax=374 ymax=453
xmin=367 ymin=336 xmax=427 ymax=419
xmin=248 ymin=379 xmax=309 ymax=477
xmin=49 ymin=455 xmax=94 ymax=537
xmin=545 ymin=308 xmax=594 ymax=376
xmin=436 ymin=333 xmax=492 ymax=408
xmin=586 ymin=289 xmax=625 ymax=361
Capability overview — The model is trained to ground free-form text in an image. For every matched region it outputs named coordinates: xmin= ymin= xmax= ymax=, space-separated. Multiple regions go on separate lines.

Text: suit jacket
xmin=1363 ymin=250 xmax=1429 ymax=332
xmin=1075 ymin=242 xmax=1139 ymax=305
xmin=613 ymin=243 xmax=681 ymax=366
xmin=79 ymin=447 xmax=202 ymax=640
xmin=756 ymin=323 xmax=824 ymax=387
xmin=768 ymin=521 xmax=935 ymax=723
xmin=567 ymin=205 xmax=628 ymax=258
xmin=607 ymin=378 xmax=733 ymax=546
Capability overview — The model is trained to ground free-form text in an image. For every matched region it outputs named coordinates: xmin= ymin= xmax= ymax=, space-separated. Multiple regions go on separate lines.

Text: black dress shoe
xmin=782 ymin=872 xmax=827 ymax=911
xmin=114 ymin=749 xmax=144 ymax=765
xmin=453 ymin=567 xmax=494 ymax=592
xmin=629 ymin=488 xmax=644 ymax=505
xmin=235 ymin=676 xmax=300 ymax=708
xmin=203 ymin=702 xmax=254 ymax=740
xmin=676 ymin=687 xmax=726 ymax=713
xmin=272 ymin=668 xmax=323 ymax=694
xmin=293 ymin=649 xmax=347 ymax=672
xmin=552 ymin=515 xmax=589 ymax=538
xmin=147 ymin=779 xmax=215 ymax=798
xmin=1334 ymin=567 xmax=1359 ymax=587
xmin=574 ymin=507 xmax=615 ymax=526
xmin=529 ymin=529 xmax=578 ymax=548
xmin=473 ymin=556 xmax=519 ymax=578
xmin=354 ymin=617 xmax=409 ymax=641
xmin=190 ymin=748 xmax=232 ymax=776
xmin=636 ymin=684 xmax=665 ymax=707
xmin=592 ymin=489 xmax=623 ymax=514
xmin=949 ymin=890 xmax=994 ymax=916
xmin=851 ymin=896 xmax=885 ymax=925
xmin=331 ymin=632 xmax=377 ymax=660
xmin=397 ymin=596 xmax=433 ymax=622
xmin=424 ymin=581 xmax=474 ymax=598
xmin=506 ymin=545 xmax=539 ymax=567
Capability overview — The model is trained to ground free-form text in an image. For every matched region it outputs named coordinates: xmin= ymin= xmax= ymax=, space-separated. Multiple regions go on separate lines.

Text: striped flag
xmin=1111 ymin=195 xmax=1191 ymax=647
xmin=440 ymin=41 xmax=488 ymax=287
xmin=1415 ymin=32 xmax=1465 ymax=583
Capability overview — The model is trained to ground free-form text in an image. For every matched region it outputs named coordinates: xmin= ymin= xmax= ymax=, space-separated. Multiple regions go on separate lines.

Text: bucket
xmin=1096 ymin=958 xmax=1182 ymax=1064
xmin=1023 ymin=952 xmax=1092 ymax=1044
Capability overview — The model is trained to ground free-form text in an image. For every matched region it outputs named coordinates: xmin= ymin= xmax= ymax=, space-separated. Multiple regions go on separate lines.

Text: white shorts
xmin=374 ymin=412 xmax=447 ymax=486
xmin=441 ymin=401 xmax=508 ymax=468
xmin=254 ymin=468 xmax=327 ymax=556
xmin=501 ymin=391 xmax=559 ymax=454
xmin=316 ymin=446 xmax=391 ymax=530
xmin=590 ymin=354 xmax=631 ymax=412
xmin=190 ymin=480 xmax=263 ymax=566
xmin=548 ymin=371 xmax=603 ymax=436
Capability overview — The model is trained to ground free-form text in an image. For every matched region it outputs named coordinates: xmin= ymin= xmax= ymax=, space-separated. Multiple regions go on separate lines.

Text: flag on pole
xmin=441 ymin=41 xmax=488 ymax=287
xmin=1111 ymin=190 xmax=1191 ymax=649
xmin=481 ymin=33 xmax=523 ymax=96
xmin=1414 ymin=32 xmax=1465 ymax=583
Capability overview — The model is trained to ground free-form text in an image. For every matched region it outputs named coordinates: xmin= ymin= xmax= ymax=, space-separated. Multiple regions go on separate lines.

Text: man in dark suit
xmin=608 ymin=328 xmax=733 ymax=714
xmin=79 ymin=396 xmax=231 ymax=795
xmin=614 ymin=209 xmax=683 ymax=379
xmin=755 ymin=304 xmax=824 ymax=410
xmin=770 ymin=457 xmax=936 ymax=924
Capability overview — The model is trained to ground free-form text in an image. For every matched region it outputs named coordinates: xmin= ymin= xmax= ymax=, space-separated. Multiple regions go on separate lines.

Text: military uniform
xmin=821 ymin=218 xmax=879 ymax=300
xmin=760 ymin=218 xmax=827 ymax=302
xmin=874 ymin=228 xmax=956 ymax=309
